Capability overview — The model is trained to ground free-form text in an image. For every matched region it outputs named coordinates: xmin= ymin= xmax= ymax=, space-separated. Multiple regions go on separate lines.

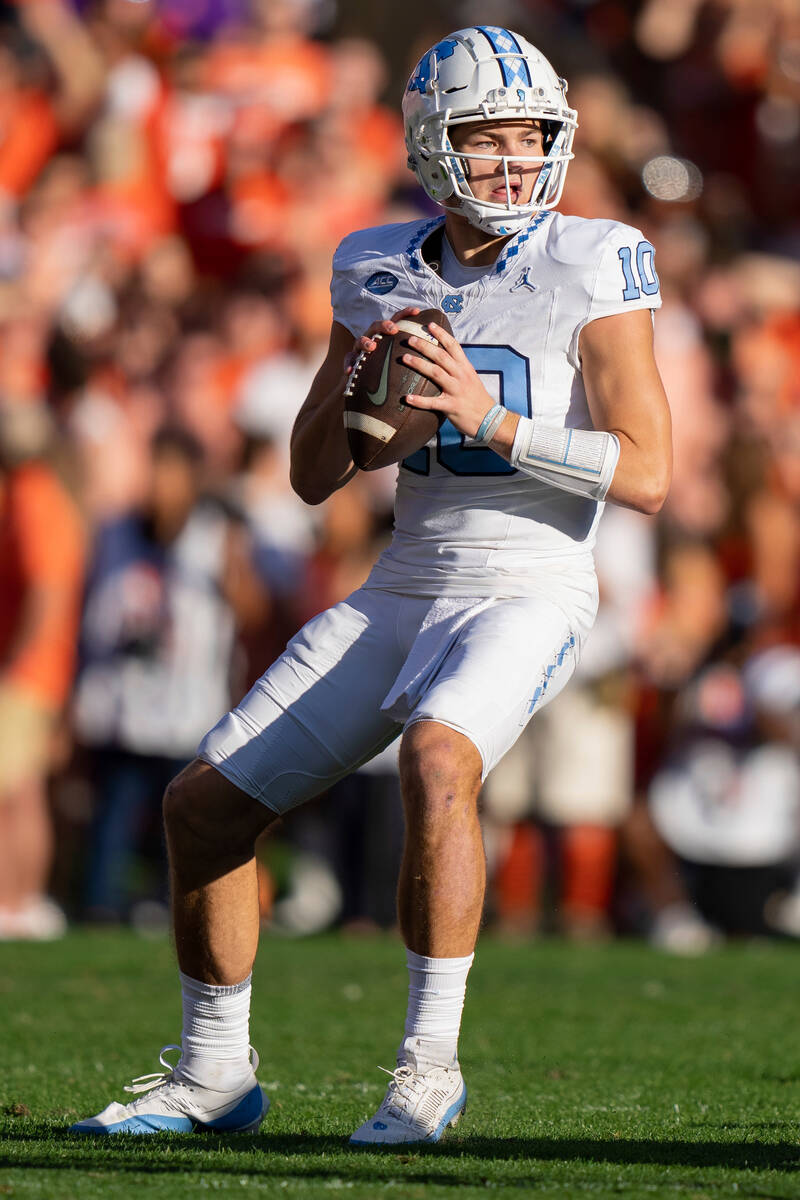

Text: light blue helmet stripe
xmin=476 ymin=26 xmax=533 ymax=88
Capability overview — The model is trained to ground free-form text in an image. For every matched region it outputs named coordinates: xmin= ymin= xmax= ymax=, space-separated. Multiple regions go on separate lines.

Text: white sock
xmin=178 ymin=972 xmax=254 ymax=1090
xmin=399 ymin=949 xmax=474 ymax=1071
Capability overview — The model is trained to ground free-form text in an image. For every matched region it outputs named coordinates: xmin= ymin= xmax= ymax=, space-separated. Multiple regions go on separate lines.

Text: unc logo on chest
xmin=442 ymin=295 xmax=464 ymax=314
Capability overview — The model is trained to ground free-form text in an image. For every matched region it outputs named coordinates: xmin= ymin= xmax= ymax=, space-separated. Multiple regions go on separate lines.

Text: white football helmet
xmin=403 ymin=27 xmax=578 ymax=236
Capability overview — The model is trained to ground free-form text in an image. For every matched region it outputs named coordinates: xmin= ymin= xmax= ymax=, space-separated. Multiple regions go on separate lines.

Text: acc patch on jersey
xmin=365 ymin=271 xmax=399 ymax=295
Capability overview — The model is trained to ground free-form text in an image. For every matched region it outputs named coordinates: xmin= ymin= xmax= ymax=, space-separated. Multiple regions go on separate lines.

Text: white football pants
xmin=198 ymin=586 xmax=593 ymax=815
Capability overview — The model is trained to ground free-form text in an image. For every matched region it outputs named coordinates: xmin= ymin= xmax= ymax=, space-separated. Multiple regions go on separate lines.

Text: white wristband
xmin=510 ymin=417 xmax=620 ymax=502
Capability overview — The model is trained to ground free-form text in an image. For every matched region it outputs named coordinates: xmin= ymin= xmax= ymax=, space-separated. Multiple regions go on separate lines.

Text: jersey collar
xmin=491 ymin=211 xmax=551 ymax=275
xmin=403 ymin=211 xmax=552 ymax=309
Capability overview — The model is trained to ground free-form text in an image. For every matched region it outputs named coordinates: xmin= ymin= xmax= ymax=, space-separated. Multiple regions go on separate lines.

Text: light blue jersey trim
xmin=494 ymin=212 xmax=550 ymax=275
xmin=405 ymin=212 xmax=549 ymax=282
xmin=406 ymin=216 xmax=446 ymax=273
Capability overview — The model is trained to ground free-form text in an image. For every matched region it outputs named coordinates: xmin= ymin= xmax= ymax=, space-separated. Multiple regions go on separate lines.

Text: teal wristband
xmin=475 ymin=405 xmax=503 ymax=443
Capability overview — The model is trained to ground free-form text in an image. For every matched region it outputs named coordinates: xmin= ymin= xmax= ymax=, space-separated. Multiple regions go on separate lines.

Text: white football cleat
xmin=349 ymin=1061 xmax=466 ymax=1146
xmin=69 ymin=1046 xmax=269 ymax=1135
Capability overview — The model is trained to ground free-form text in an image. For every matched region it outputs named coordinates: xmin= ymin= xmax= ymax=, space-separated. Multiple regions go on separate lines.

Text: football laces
xmin=344 ymin=333 xmax=383 ymax=398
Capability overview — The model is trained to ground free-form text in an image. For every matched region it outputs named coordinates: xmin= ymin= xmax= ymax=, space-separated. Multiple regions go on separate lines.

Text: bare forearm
xmin=599 ymin=429 xmax=670 ymax=514
xmin=289 ymin=381 xmax=356 ymax=505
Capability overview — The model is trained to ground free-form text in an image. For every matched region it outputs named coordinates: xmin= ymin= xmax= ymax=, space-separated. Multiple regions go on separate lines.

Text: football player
xmin=72 ymin=27 xmax=671 ymax=1144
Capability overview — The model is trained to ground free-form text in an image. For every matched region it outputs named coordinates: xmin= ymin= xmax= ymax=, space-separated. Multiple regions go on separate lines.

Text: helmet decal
xmin=475 ymin=27 xmax=532 ymax=88
xmin=408 ymin=38 xmax=458 ymax=95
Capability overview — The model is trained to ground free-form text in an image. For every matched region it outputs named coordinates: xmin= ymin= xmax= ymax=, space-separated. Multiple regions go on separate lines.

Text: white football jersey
xmin=330 ymin=210 xmax=661 ymax=605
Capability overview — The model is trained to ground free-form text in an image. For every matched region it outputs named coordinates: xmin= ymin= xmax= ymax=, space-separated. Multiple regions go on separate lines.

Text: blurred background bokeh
xmin=1 ymin=0 xmax=798 ymax=951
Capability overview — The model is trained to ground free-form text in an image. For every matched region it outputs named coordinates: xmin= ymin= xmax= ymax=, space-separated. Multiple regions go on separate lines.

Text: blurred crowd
xmin=0 ymin=0 xmax=798 ymax=949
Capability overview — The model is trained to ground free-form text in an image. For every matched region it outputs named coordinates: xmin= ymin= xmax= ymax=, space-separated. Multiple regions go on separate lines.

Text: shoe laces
xmin=379 ymin=1064 xmax=417 ymax=1089
xmin=123 ymin=1045 xmax=260 ymax=1095
xmin=124 ymin=1045 xmax=182 ymax=1095
xmin=377 ymin=1063 xmax=443 ymax=1114
xmin=379 ymin=1062 xmax=460 ymax=1130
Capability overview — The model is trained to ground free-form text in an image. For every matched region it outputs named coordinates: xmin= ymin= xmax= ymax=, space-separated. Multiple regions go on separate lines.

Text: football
xmin=343 ymin=308 xmax=452 ymax=471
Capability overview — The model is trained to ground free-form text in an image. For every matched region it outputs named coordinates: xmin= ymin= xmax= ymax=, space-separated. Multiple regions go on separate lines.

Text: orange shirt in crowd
xmin=0 ymin=89 xmax=58 ymax=198
xmin=0 ymin=461 xmax=86 ymax=708
xmin=204 ymin=35 xmax=331 ymax=135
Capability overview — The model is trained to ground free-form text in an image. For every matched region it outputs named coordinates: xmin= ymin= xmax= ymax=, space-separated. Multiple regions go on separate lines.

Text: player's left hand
xmin=401 ymin=321 xmax=496 ymax=438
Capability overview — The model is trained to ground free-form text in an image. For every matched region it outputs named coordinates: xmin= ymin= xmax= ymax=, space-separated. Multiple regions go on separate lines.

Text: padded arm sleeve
xmin=510 ymin=416 xmax=620 ymax=502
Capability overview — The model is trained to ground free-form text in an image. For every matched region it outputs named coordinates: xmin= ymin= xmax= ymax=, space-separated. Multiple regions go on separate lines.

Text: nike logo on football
xmin=366 ymin=346 xmax=392 ymax=407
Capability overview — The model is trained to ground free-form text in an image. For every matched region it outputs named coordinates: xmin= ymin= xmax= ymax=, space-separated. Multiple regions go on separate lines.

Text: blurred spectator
xmin=0 ymin=401 xmax=86 ymax=938
xmin=72 ymin=426 xmax=267 ymax=923
xmin=648 ymin=647 xmax=800 ymax=938
xmin=622 ymin=538 xmax=731 ymax=952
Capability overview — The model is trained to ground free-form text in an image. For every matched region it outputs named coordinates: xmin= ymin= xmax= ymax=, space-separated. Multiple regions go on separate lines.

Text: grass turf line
xmin=1 ymin=931 xmax=800 ymax=1198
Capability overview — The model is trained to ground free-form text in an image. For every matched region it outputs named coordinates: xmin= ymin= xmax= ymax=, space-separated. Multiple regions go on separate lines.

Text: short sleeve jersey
xmin=330 ymin=211 xmax=661 ymax=600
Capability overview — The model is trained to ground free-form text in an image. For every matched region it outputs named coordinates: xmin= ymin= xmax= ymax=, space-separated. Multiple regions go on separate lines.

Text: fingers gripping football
xmin=402 ymin=322 xmax=498 ymax=440
xmin=343 ymin=308 xmax=452 ymax=470
xmin=343 ymin=308 xmax=421 ymax=375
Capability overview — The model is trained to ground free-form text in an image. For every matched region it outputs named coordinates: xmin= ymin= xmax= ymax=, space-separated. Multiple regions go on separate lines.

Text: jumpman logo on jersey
xmin=511 ymin=268 xmax=536 ymax=293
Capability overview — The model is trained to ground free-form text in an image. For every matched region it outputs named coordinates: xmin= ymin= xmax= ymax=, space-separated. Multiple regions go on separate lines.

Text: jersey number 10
xmin=402 ymin=344 xmax=531 ymax=477
xmin=618 ymin=240 xmax=659 ymax=301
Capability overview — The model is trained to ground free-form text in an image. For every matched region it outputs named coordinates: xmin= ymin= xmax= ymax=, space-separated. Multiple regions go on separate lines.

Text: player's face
xmin=448 ymin=119 xmax=544 ymax=208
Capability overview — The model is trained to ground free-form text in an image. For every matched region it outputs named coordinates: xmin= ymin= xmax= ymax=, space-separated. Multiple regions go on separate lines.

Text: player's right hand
xmin=343 ymin=307 xmax=421 ymax=375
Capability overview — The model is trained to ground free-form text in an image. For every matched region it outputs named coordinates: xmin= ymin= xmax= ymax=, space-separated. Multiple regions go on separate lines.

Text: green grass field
xmin=2 ymin=931 xmax=800 ymax=1198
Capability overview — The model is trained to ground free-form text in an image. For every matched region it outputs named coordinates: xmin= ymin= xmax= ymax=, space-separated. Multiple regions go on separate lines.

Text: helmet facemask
xmin=437 ymin=112 xmax=574 ymax=235
xmin=404 ymin=29 xmax=578 ymax=237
